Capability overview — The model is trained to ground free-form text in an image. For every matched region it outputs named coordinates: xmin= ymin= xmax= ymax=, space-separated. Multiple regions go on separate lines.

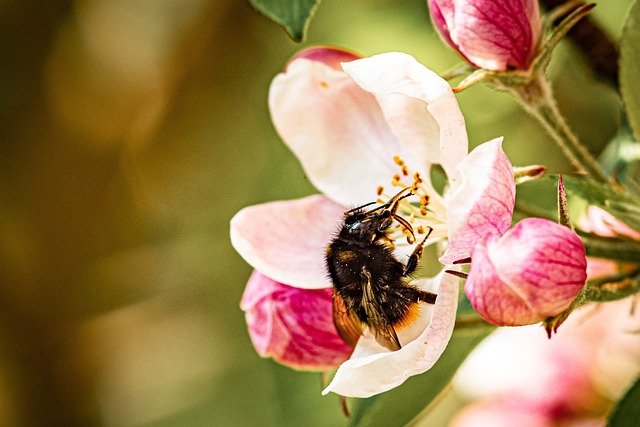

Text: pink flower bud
xmin=240 ymin=270 xmax=352 ymax=370
xmin=465 ymin=218 xmax=587 ymax=326
xmin=428 ymin=0 xmax=541 ymax=71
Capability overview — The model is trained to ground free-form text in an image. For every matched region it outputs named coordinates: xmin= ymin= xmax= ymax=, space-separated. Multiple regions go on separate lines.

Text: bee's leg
xmin=403 ymin=236 xmax=426 ymax=275
xmin=403 ymin=227 xmax=433 ymax=276
xmin=418 ymin=290 xmax=437 ymax=304
xmin=378 ymin=188 xmax=415 ymax=235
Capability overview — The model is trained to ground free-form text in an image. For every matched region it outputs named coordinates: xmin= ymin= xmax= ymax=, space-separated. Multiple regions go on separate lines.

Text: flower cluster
xmin=230 ymin=45 xmax=588 ymax=397
xmin=452 ymin=299 xmax=640 ymax=426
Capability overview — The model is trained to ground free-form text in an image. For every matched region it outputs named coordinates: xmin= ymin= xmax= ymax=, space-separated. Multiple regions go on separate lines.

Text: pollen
xmin=320 ymin=81 xmax=329 ymax=88
xmin=417 ymin=225 xmax=425 ymax=235
xmin=420 ymin=194 xmax=430 ymax=207
xmin=393 ymin=155 xmax=404 ymax=166
xmin=401 ymin=165 xmax=409 ymax=176
xmin=392 ymin=174 xmax=401 ymax=184
xmin=336 ymin=250 xmax=357 ymax=262
xmin=376 ymin=185 xmax=384 ymax=196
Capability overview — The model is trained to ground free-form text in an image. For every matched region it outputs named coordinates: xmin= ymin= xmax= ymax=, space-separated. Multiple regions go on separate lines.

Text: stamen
xmin=405 ymin=233 xmax=415 ymax=244
xmin=369 ymin=156 xmax=446 ymax=250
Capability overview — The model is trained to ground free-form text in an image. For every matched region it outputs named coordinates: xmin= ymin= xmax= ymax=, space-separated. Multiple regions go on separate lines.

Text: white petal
xmin=342 ymin=52 xmax=468 ymax=185
xmin=230 ymin=195 xmax=344 ymax=289
xmin=269 ymin=59 xmax=409 ymax=206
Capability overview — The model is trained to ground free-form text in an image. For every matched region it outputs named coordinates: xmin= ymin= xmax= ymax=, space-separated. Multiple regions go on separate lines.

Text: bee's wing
xmin=332 ymin=291 xmax=363 ymax=348
xmin=362 ymin=272 xmax=402 ymax=351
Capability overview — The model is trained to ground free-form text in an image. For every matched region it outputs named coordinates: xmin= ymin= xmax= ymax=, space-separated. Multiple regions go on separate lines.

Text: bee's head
xmin=342 ymin=210 xmax=382 ymax=238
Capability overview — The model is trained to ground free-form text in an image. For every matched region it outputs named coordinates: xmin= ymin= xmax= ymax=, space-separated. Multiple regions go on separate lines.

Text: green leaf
xmin=621 ymin=0 xmax=640 ymax=143
xmin=559 ymin=175 xmax=638 ymax=210
xmin=249 ymin=0 xmax=320 ymax=42
xmin=598 ymin=114 xmax=640 ymax=196
xmin=557 ymin=175 xmax=573 ymax=229
xmin=608 ymin=376 xmax=640 ymax=426
xmin=585 ymin=271 xmax=640 ymax=302
xmin=580 ymin=233 xmax=640 ymax=263
xmin=347 ymin=328 xmax=491 ymax=427
xmin=517 ymin=174 xmax=640 ymax=221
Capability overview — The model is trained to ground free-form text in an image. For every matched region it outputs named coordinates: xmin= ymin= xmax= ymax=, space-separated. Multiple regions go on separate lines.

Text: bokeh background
xmin=0 ymin=0 xmax=631 ymax=426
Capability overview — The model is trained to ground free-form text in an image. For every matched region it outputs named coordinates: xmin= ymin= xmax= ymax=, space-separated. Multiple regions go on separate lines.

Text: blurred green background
xmin=0 ymin=0 xmax=630 ymax=426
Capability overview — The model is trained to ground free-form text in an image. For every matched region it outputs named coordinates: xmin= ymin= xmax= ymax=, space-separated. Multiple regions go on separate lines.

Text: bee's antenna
xmin=343 ymin=201 xmax=376 ymax=215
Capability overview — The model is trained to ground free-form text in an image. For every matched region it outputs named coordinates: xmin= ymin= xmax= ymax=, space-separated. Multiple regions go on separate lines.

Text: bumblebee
xmin=325 ymin=187 xmax=437 ymax=351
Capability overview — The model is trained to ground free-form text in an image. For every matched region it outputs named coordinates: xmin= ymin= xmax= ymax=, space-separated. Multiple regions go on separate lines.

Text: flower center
xmin=374 ymin=156 xmax=448 ymax=246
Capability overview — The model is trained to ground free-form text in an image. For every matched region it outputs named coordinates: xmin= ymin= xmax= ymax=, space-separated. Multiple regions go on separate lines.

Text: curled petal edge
xmin=440 ymin=137 xmax=515 ymax=265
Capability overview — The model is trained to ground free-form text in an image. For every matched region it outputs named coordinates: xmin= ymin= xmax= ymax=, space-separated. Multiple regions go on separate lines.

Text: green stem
xmin=510 ymin=74 xmax=609 ymax=183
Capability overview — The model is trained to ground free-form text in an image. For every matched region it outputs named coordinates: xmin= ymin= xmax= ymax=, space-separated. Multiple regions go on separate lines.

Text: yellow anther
xmin=413 ymin=172 xmax=422 ymax=184
xmin=401 ymin=165 xmax=409 ymax=176
xmin=420 ymin=207 xmax=428 ymax=216
xmin=393 ymin=155 xmax=404 ymax=166
xmin=417 ymin=225 xmax=425 ymax=235
xmin=376 ymin=185 xmax=384 ymax=196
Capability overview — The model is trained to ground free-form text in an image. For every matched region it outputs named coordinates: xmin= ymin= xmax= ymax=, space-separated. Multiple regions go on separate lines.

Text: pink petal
xmin=322 ymin=272 xmax=459 ymax=397
xmin=342 ymin=52 xmax=468 ymax=185
xmin=428 ymin=0 xmax=458 ymax=54
xmin=465 ymin=218 xmax=587 ymax=326
xmin=286 ymin=46 xmax=360 ymax=71
xmin=241 ymin=271 xmax=353 ymax=371
xmin=578 ymin=205 xmax=640 ymax=241
xmin=429 ymin=0 xmax=541 ymax=71
xmin=586 ymin=257 xmax=621 ymax=279
xmin=451 ymin=399 xmax=555 ymax=427
xmin=230 ymin=195 xmax=344 ymax=289
xmin=269 ymin=57 xmax=409 ymax=206
xmin=440 ymin=138 xmax=515 ymax=265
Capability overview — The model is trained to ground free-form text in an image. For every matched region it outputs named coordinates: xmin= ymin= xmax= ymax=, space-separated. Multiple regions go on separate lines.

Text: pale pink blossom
xmin=452 ymin=299 xmax=640 ymax=425
xmin=428 ymin=0 xmax=542 ymax=71
xmin=231 ymin=47 xmax=583 ymax=397
xmin=231 ymin=47 xmax=515 ymax=397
